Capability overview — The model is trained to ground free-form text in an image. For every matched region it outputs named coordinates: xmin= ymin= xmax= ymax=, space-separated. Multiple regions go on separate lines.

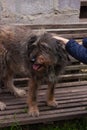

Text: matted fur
xmin=0 ymin=25 xmax=69 ymax=116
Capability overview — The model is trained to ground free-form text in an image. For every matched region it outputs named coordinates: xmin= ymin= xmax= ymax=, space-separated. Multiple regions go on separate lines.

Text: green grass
xmin=1 ymin=117 xmax=87 ymax=130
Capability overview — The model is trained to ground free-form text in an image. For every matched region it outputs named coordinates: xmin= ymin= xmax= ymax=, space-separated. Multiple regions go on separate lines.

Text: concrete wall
xmin=0 ymin=0 xmax=80 ymax=25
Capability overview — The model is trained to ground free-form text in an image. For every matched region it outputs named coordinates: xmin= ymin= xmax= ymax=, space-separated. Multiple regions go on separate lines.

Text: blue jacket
xmin=65 ymin=38 xmax=87 ymax=64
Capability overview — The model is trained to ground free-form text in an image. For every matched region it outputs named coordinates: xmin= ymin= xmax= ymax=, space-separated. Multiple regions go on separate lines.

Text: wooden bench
xmin=1 ymin=23 xmax=87 ymax=127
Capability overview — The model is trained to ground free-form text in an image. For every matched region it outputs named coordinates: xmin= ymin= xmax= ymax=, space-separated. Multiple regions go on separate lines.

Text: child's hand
xmin=53 ymin=35 xmax=69 ymax=44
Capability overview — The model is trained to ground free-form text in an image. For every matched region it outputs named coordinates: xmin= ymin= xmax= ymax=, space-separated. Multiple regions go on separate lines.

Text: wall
xmin=0 ymin=0 xmax=80 ymax=25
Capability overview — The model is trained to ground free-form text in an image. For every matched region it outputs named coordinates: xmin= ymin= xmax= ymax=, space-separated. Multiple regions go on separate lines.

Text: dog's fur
xmin=0 ymin=25 xmax=69 ymax=116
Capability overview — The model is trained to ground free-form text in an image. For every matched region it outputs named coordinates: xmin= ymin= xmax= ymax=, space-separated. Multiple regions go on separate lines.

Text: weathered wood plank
xmin=13 ymin=73 xmax=87 ymax=84
xmin=0 ymin=107 xmax=87 ymax=127
xmin=15 ymin=23 xmax=87 ymax=29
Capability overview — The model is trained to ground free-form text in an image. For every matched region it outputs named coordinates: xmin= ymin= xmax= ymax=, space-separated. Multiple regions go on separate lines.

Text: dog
xmin=0 ymin=25 xmax=31 ymax=110
xmin=26 ymin=31 xmax=69 ymax=116
xmin=0 ymin=25 xmax=69 ymax=116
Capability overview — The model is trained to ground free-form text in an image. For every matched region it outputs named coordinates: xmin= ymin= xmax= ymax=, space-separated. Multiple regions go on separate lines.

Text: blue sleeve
xmin=65 ymin=39 xmax=87 ymax=64
xmin=82 ymin=38 xmax=87 ymax=48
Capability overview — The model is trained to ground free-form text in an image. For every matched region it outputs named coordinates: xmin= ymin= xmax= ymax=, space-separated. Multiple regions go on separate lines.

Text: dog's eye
xmin=28 ymin=45 xmax=36 ymax=56
xmin=41 ymin=45 xmax=51 ymax=52
xmin=28 ymin=35 xmax=37 ymax=45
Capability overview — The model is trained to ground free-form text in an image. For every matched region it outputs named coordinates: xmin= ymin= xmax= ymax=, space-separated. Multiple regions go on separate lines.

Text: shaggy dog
xmin=0 ymin=25 xmax=69 ymax=116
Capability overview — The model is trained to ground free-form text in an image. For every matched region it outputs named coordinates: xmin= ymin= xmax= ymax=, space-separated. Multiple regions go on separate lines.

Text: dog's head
xmin=27 ymin=32 xmax=69 ymax=73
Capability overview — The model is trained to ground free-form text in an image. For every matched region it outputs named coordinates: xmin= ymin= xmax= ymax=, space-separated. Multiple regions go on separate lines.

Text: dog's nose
xmin=30 ymin=57 xmax=36 ymax=62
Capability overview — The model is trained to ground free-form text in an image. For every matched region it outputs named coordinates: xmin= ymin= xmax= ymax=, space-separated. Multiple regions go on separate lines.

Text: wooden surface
xmin=1 ymin=80 xmax=87 ymax=127
xmin=0 ymin=23 xmax=87 ymax=127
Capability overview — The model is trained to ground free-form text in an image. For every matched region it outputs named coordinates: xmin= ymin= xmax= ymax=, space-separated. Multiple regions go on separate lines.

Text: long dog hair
xmin=0 ymin=25 xmax=69 ymax=116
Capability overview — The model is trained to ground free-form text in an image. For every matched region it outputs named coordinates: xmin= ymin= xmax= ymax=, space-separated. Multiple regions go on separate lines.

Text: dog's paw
xmin=14 ymin=88 xmax=26 ymax=97
xmin=0 ymin=102 xmax=6 ymax=110
xmin=28 ymin=106 xmax=39 ymax=117
xmin=47 ymin=99 xmax=58 ymax=108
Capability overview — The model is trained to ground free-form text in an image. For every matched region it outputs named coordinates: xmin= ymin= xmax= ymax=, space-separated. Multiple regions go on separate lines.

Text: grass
xmin=1 ymin=117 xmax=87 ymax=130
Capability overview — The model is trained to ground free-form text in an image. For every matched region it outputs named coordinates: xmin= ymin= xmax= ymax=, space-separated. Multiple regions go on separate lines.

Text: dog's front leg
xmin=47 ymin=82 xmax=58 ymax=107
xmin=28 ymin=78 xmax=39 ymax=117
xmin=4 ymin=71 xmax=26 ymax=97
